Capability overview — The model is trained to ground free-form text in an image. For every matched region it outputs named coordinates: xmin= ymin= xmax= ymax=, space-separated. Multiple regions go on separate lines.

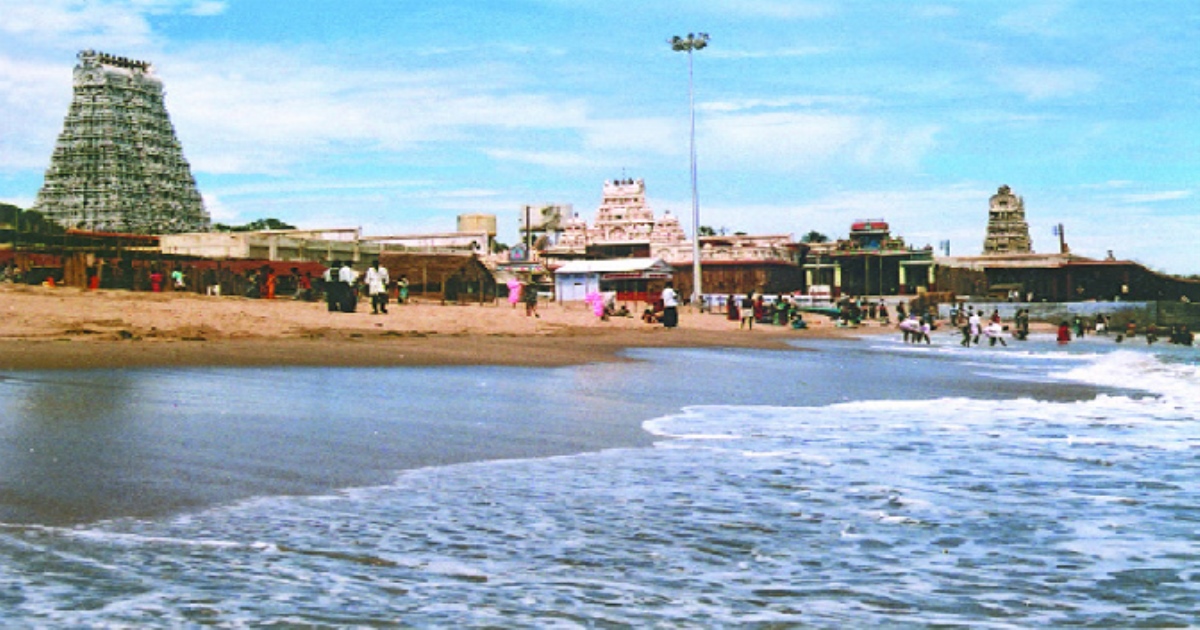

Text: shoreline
xmin=0 ymin=284 xmax=882 ymax=370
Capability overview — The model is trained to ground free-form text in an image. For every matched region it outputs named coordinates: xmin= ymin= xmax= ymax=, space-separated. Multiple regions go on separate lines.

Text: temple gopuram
xmin=554 ymin=178 xmax=688 ymax=258
xmin=982 ymin=185 xmax=1032 ymax=254
xmin=32 ymin=50 xmax=209 ymax=234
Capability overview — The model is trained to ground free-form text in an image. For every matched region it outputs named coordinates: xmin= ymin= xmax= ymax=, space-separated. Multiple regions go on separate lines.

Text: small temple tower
xmin=982 ymin=185 xmax=1032 ymax=254
xmin=32 ymin=50 xmax=209 ymax=234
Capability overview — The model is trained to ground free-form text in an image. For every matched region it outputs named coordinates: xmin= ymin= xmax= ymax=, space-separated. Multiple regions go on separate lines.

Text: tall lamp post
xmin=670 ymin=32 xmax=708 ymax=308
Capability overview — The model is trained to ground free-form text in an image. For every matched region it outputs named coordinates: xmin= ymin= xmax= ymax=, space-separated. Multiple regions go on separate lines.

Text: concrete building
xmin=160 ymin=229 xmax=378 ymax=264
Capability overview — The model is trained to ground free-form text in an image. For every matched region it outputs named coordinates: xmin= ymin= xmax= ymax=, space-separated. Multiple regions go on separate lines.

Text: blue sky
xmin=1 ymin=0 xmax=1197 ymax=274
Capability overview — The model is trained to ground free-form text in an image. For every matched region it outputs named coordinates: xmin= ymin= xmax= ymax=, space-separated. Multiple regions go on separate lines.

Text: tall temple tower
xmin=982 ymin=185 xmax=1032 ymax=254
xmin=32 ymin=50 xmax=209 ymax=234
xmin=557 ymin=178 xmax=686 ymax=250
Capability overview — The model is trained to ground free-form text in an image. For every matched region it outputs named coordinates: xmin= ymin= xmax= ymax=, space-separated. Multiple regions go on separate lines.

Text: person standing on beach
xmin=1057 ymin=321 xmax=1072 ymax=344
xmin=522 ymin=279 xmax=540 ymax=317
xmin=321 ymin=259 xmax=336 ymax=309
xmin=740 ymin=293 xmax=755 ymax=330
xmin=149 ymin=267 xmax=164 ymax=293
xmin=365 ymin=260 xmax=390 ymax=315
xmin=323 ymin=261 xmax=342 ymax=312
xmin=660 ymin=282 xmax=679 ymax=328
xmin=968 ymin=309 xmax=982 ymax=345
xmin=984 ymin=321 xmax=1008 ymax=347
xmin=507 ymin=278 xmax=521 ymax=309
xmin=1014 ymin=309 xmax=1030 ymax=340
xmin=338 ymin=261 xmax=358 ymax=312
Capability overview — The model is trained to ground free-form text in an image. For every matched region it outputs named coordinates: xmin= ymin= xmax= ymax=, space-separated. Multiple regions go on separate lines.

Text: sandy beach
xmin=0 ymin=283 xmax=878 ymax=370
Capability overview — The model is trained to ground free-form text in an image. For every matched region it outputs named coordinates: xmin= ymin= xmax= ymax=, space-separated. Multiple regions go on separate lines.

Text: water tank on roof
xmin=457 ymin=213 xmax=497 ymax=238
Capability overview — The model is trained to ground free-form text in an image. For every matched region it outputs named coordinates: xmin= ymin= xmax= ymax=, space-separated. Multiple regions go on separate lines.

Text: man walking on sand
xmin=366 ymin=260 xmax=389 ymax=315
xmin=660 ymin=281 xmax=679 ymax=328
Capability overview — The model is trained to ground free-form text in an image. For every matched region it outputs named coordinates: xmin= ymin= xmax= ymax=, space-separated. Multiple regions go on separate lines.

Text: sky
xmin=1 ymin=1 xmax=1197 ymax=274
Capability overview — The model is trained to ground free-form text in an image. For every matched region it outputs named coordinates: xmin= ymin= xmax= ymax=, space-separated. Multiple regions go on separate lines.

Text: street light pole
xmin=670 ymin=32 xmax=708 ymax=309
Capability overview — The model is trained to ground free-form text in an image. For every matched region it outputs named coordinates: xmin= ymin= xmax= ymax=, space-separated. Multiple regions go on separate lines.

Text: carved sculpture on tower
xmin=32 ymin=50 xmax=209 ymax=234
xmin=982 ymin=185 xmax=1032 ymax=254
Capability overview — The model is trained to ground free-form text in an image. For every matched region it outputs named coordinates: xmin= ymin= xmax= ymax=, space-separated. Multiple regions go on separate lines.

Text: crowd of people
xmin=319 ymin=260 xmax=412 ymax=314
xmin=720 ymin=293 xmax=810 ymax=330
xmin=73 ymin=258 xmax=417 ymax=315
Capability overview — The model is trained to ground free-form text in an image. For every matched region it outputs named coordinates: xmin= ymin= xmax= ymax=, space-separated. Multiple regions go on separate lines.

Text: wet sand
xmin=0 ymin=283 xmax=880 ymax=370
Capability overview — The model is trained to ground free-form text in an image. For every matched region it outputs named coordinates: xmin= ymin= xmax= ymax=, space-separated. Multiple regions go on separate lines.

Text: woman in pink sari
xmin=507 ymin=278 xmax=522 ymax=308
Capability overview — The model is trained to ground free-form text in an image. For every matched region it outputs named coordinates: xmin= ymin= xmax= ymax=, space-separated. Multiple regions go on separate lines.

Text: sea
xmin=1 ymin=330 xmax=1198 ymax=627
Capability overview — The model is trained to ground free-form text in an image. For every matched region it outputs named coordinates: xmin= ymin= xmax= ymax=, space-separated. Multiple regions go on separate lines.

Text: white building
xmin=553 ymin=257 xmax=674 ymax=302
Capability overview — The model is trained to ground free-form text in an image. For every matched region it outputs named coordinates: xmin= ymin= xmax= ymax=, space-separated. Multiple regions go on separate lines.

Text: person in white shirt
xmin=984 ymin=321 xmax=1008 ymax=347
xmin=660 ymin=282 xmax=679 ymax=328
xmin=365 ymin=260 xmax=390 ymax=315
xmin=967 ymin=310 xmax=982 ymax=346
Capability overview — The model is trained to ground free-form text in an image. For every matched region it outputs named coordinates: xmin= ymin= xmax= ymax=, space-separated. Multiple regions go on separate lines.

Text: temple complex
xmin=804 ymin=219 xmax=935 ymax=297
xmin=539 ymin=178 xmax=806 ymax=298
xmin=32 ymin=50 xmax=209 ymax=234
xmin=982 ymin=185 xmax=1032 ymax=254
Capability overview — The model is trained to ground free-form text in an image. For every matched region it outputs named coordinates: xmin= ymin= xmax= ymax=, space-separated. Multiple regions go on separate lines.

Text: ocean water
xmin=1 ymin=332 xmax=1199 ymax=626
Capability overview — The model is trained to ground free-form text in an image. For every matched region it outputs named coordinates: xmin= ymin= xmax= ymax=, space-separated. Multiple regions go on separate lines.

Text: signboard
xmin=602 ymin=271 xmax=673 ymax=280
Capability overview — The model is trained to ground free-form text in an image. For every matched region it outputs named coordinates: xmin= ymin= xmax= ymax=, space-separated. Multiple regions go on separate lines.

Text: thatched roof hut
xmin=378 ymin=252 xmax=496 ymax=303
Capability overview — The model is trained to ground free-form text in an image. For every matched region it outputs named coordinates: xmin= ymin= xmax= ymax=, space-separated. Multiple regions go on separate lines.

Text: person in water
xmin=1057 ymin=321 xmax=1071 ymax=344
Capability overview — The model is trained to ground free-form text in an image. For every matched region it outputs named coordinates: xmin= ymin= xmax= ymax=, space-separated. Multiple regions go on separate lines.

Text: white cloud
xmin=700 ymin=111 xmax=939 ymax=172
xmin=186 ymin=1 xmax=226 ymax=17
xmin=1115 ymin=190 xmax=1192 ymax=204
xmin=995 ymin=66 xmax=1101 ymax=100
xmin=702 ymin=95 xmax=873 ymax=113
xmin=0 ymin=55 xmax=72 ymax=168
xmin=199 ymin=192 xmax=236 ymax=223
xmin=700 ymin=0 xmax=837 ymax=20
xmin=0 ymin=0 xmax=156 ymax=48
xmin=914 ymin=5 xmax=959 ymax=19
xmin=160 ymin=45 xmax=596 ymax=175
xmin=582 ymin=117 xmax=681 ymax=156
xmin=484 ymin=149 xmax=600 ymax=170
xmin=708 ymin=46 xmax=833 ymax=60
xmin=996 ymin=1 xmax=1073 ymax=37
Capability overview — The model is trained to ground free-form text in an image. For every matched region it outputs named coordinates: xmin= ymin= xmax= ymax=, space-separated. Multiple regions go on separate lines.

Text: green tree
xmin=212 ymin=218 xmax=297 ymax=232
xmin=802 ymin=230 xmax=830 ymax=243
